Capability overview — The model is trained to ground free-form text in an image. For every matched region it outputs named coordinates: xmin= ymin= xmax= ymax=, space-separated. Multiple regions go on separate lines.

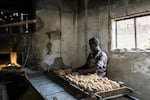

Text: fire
xmin=0 ymin=52 xmax=21 ymax=69
xmin=10 ymin=52 xmax=21 ymax=67
xmin=0 ymin=64 xmax=6 ymax=70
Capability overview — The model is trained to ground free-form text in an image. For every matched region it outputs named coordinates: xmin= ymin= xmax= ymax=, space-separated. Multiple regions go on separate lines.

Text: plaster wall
xmin=18 ymin=0 xmax=150 ymax=99
xmin=108 ymin=0 xmax=150 ymax=99
xmin=32 ymin=0 xmax=79 ymax=70
xmin=78 ymin=0 xmax=150 ymax=99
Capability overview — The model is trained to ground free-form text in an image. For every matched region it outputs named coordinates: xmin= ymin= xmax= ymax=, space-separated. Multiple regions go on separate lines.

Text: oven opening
xmin=0 ymin=52 xmax=23 ymax=70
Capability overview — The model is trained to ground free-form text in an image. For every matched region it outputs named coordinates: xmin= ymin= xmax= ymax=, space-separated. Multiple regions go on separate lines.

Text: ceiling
xmin=0 ymin=0 xmax=35 ymax=12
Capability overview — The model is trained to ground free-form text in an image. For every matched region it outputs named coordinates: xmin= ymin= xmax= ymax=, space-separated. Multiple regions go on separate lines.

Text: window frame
xmin=111 ymin=12 xmax=150 ymax=53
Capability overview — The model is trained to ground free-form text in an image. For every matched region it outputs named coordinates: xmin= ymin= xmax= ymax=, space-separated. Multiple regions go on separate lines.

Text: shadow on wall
xmin=36 ymin=15 xmax=44 ymax=32
xmin=51 ymin=57 xmax=66 ymax=69
xmin=41 ymin=57 xmax=66 ymax=71
xmin=45 ymin=28 xmax=61 ymax=55
xmin=45 ymin=28 xmax=61 ymax=40
xmin=39 ymin=29 xmax=63 ymax=71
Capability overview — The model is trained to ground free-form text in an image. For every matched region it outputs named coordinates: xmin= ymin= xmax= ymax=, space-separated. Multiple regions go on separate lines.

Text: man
xmin=75 ymin=37 xmax=108 ymax=77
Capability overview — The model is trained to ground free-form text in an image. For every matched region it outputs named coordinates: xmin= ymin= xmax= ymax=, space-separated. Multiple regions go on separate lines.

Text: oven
xmin=0 ymin=52 xmax=23 ymax=70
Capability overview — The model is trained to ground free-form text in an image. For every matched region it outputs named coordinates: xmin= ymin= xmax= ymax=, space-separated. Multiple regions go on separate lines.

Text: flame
xmin=0 ymin=52 xmax=21 ymax=69
xmin=0 ymin=64 xmax=6 ymax=70
xmin=10 ymin=52 xmax=21 ymax=67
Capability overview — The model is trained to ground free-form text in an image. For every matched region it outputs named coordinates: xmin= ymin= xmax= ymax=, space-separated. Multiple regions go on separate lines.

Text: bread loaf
xmin=65 ymin=74 xmax=120 ymax=92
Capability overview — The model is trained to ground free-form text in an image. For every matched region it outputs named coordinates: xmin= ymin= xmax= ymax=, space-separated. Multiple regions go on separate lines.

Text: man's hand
xmin=97 ymin=67 xmax=106 ymax=72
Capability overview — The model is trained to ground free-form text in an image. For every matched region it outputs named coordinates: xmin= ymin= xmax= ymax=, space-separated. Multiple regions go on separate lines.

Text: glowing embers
xmin=0 ymin=52 xmax=22 ymax=70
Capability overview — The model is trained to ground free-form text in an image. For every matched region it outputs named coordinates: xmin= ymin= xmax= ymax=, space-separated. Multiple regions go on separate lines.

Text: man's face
xmin=89 ymin=43 xmax=97 ymax=52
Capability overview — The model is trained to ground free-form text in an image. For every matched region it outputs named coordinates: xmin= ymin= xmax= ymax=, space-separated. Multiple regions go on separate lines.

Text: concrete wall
xmin=108 ymin=0 xmax=150 ymax=100
xmin=78 ymin=0 xmax=150 ymax=99
xmin=31 ymin=0 xmax=79 ymax=70
xmin=77 ymin=0 xmax=109 ymax=66
xmin=15 ymin=0 xmax=150 ymax=99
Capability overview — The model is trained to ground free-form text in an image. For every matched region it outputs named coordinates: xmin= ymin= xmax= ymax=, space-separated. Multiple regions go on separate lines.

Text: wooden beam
xmin=112 ymin=11 xmax=150 ymax=21
xmin=0 ymin=19 xmax=37 ymax=27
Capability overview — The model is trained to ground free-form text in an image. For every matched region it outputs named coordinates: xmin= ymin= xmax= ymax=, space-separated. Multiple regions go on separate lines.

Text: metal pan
xmin=95 ymin=86 xmax=138 ymax=100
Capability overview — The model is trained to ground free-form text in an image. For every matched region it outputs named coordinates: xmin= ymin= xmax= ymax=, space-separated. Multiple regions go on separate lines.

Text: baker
xmin=75 ymin=37 xmax=108 ymax=77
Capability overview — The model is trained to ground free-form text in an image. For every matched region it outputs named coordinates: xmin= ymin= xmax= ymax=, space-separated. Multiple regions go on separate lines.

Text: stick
xmin=0 ymin=19 xmax=37 ymax=27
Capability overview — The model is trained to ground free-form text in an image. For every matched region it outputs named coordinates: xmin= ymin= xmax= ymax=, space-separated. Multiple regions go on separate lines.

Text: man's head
xmin=89 ymin=37 xmax=100 ymax=52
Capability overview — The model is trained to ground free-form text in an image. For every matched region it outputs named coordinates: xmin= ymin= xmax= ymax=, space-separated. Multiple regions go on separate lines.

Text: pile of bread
xmin=65 ymin=74 xmax=120 ymax=92
xmin=55 ymin=68 xmax=72 ymax=75
xmin=56 ymin=69 xmax=120 ymax=92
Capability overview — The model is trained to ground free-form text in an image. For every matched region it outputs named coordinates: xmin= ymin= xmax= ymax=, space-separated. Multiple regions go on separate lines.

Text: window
xmin=111 ymin=15 xmax=150 ymax=52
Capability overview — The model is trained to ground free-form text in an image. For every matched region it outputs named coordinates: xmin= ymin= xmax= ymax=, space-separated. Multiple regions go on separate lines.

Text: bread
xmin=65 ymin=74 xmax=120 ymax=92
xmin=56 ymin=68 xmax=72 ymax=75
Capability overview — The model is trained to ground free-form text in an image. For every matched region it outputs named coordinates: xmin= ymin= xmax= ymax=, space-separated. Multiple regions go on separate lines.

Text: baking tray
xmin=52 ymin=70 xmax=89 ymax=93
xmin=46 ymin=70 xmax=90 ymax=99
xmin=49 ymin=70 xmax=139 ymax=100
xmin=95 ymin=86 xmax=139 ymax=100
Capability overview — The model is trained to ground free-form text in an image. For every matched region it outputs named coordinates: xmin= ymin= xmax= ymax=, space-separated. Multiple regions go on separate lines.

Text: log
xmin=0 ymin=19 xmax=37 ymax=28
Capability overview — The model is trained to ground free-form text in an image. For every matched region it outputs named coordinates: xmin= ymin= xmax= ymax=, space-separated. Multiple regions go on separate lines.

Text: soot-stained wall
xmin=31 ymin=0 xmax=79 ymax=70
xmin=78 ymin=0 xmax=150 ymax=100
xmin=1 ymin=0 xmax=149 ymax=99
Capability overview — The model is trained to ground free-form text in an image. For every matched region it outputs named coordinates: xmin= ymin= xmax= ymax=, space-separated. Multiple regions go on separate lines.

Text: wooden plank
xmin=46 ymin=91 xmax=76 ymax=100
xmin=0 ymin=19 xmax=37 ymax=27
xmin=46 ymin=70 xmax=90 ymax=99
xmin=112 ymin=11 xmax=150 ymax=21
xmin=40 ymin=84 xmax=64 ymax=96
xmin=95 ymin=86 xmax=133 ymax=99
xmin=26 ymin=75 xmax=48 ymax=100
xmin=34 ymin=85 xmax=64 ymax=97
xmin=29 ymin=74 xmax=46 ymax=78
xmin=31 ymin=80 xmax=53 ymax=86
xmin=102 ymin=94 xmax=125 ymax=100
xmin=29 ymin=76 xmax=49 ymax=83
xmin=26 ymin=74 xmax=76 ymax=100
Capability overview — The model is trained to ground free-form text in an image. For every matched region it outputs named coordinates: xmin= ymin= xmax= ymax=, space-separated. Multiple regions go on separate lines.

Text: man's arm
xmin=80 ymin=53 xmax=107 ymax=74
xmin=79 ymin=65 xmax=106 ymax=74
xmin=79 ymin=66 xmax=97 ymax=74
xmin=73 ymin=53 xmax=92 ymax=72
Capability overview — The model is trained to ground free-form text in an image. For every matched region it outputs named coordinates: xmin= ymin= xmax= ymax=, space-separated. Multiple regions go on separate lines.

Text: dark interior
xmin=0 ymin=0 xmax=35 ymax=33
xmin=0 ymin=1 xmax=36 ymax=100
xmin=0 ymin=0 xmax=149 ymax=100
